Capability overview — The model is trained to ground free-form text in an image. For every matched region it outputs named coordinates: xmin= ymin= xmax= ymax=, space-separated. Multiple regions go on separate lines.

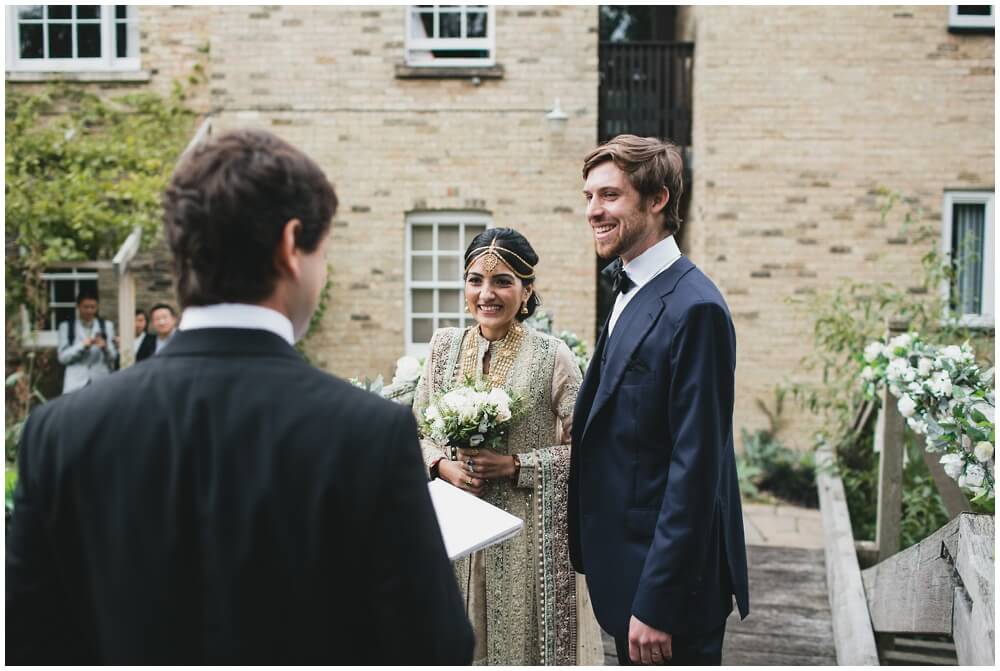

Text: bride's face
xmin=464 ymin=255 xmax=531 ymax=337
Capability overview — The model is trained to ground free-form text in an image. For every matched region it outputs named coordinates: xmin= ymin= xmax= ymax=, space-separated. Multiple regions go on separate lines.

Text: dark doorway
xmin=594 ymin=6 xmax=694 ymax=334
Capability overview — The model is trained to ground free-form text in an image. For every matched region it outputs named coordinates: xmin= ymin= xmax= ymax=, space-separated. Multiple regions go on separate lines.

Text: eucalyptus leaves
xmin=861 ymin=333 xmax=995 ymax=503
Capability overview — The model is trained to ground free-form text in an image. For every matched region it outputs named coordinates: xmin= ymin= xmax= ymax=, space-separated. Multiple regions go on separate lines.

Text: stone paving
xmin=741 ymin=500 xmax=824 ymax=549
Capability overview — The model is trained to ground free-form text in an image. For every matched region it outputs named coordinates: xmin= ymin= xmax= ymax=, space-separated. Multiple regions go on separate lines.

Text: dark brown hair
xmin=162 ymin=129 xmax=338 ymax=307
xmin=582 ymin=134 xmax=685 ymax=235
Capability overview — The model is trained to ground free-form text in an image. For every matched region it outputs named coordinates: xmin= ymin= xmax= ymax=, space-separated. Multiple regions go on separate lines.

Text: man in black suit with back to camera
xmin=569 ymin=135 xmax=749 ymax=665
xmin=6 ymin=129 xmax=474 ymax=664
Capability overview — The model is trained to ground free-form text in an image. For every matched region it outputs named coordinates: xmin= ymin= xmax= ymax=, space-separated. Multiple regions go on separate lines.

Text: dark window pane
xmin=115 ymin=5 xmax=128 ymax=19
xmin=77 ymin=5 xmax=100 ymax=19
xmin=431 ymin=49 xmax=489 ymax=59
xmin=53 ymin=280 xmax=75 ymax=303
xmin=47 ymin=4 xmax=71 ymax=19
xmin=467 ymin=11 xmax=487 ymax=37
xmin=116 ymin=22 xmax=127 ymax=57
xmin=18 ymin=6 xmax=43 ymax=20
xmin=48 ymin=23 xmax=72 ymax=58
xmin=78 ymin=23 xmax=101 ymax=57
xmin=957 ymin=5 xmax=992 ymax=16
xmin=19 ymin=23 xmax=44 ymax=58
xmin=439 ymin=11 xmax=461 ymax=37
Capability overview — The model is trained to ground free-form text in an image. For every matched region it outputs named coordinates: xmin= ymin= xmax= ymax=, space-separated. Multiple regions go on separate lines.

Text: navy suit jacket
xmin=569 ymin=256 xmax=749 ymax=639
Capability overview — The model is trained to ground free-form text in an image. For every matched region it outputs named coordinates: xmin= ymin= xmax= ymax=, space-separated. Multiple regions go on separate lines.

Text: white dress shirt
xmin=178 ymin=303 xmax=295 ymax=346
xmin=608 ymin=235 xmax=683 ymax=335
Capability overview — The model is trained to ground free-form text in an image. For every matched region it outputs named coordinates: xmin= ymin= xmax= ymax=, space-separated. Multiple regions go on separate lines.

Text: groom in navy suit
xmin=569 ymin=135 xmax=749 ymax=665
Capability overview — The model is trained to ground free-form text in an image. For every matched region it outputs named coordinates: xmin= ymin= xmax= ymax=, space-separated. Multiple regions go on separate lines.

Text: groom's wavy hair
xmin=162 ymin=129 xmax=338 ymax=308
xmin=582 ymin=134 xmax=684 ymax=236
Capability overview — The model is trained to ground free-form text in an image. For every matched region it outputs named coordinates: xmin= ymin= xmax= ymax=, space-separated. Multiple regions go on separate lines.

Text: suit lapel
xmin=581 ymin=290 xmax=664 ymax=442
xmin=579 ymin=256 xmax=697 ymax=444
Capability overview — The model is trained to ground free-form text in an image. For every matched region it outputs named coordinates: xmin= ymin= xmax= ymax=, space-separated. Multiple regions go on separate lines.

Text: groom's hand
xmin=628 ymin=615 xmax=672 ymax=665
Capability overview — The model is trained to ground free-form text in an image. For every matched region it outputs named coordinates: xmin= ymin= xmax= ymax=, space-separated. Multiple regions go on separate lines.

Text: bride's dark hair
xmin=464 ymin=228 xmax=542 ymax=322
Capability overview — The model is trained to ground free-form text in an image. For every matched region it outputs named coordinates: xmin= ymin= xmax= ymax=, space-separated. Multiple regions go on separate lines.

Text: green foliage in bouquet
xmin=419 ymin=377 xmax=522 ymax=451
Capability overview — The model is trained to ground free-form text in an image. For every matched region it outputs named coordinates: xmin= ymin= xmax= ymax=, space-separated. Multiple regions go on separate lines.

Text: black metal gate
xmin=598 ymin=41 xmax=694 ymax=148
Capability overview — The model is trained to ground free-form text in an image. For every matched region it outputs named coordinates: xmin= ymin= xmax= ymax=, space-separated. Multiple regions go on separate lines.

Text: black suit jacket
xmin=6 ymin=328 xmax=473 ymax=664
xmin=568 ymin=257 xmax=749 ymax=639
xmin=134 ymin=331 xmax=156 ymax=362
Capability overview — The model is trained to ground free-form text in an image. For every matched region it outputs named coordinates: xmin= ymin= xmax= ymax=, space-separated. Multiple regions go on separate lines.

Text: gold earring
xmin=520 ymin=301 xmax=529 ymax=315
xmin=464 ymin=303 xmax=470 ymax=312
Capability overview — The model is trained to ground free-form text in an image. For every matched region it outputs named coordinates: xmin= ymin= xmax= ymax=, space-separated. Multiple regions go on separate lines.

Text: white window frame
xmin=405 ymin=5 xmax=495 ymax=67
xmin=405 ymin=212 xmax=492 ymax=357
xmin=20 ymin=267 xmax=101 ymax=348
xmin=948 ymin=5 xmax=995 ymax=30
xmin=6 ymin=5 xmax=140 ymax=73
xmin=940 ymin=191 xmax=994 ymax=328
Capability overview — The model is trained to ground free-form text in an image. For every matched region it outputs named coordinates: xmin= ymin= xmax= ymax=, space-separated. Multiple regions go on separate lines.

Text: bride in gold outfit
xmin=413 ymin=228 xmax=603 ymax=665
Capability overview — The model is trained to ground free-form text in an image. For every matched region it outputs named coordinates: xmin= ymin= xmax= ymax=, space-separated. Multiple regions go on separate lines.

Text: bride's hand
xmin=438 ymin=458 xmax=485 ymax=497
xmin=456 ymin=447 xmax=517 ymax=481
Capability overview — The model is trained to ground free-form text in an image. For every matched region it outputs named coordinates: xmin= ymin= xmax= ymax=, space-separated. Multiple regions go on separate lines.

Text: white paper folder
xmin=428 ymin=478 xmax=524 ymax=561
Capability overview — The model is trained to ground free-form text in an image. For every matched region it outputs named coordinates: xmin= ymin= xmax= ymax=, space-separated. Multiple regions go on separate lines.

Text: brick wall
xmin=683 ymin=5 xmax=994 ymax=447
xmin=207 ymin=5 xmax=600 ymax=375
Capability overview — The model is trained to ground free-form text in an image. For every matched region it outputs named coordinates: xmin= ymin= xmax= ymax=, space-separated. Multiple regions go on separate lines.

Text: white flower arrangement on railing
xmin=860 ymin=332 xmax=995 ymax=504
xmin=349 ymin=355 xmax=424 ymax=407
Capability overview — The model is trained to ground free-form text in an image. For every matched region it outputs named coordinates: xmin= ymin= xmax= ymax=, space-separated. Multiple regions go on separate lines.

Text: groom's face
xmin=583 ymin=161 xmax=661 ymax=263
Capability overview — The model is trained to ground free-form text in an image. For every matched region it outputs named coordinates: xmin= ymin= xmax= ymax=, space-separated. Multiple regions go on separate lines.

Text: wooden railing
xmin=598 ymin=41 xmax=693 ymax=146
xmin=818 ymin=318 xmax=994 ymax=666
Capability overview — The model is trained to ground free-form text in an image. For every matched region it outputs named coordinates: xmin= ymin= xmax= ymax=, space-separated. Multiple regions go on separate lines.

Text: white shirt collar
xmin=178 ymin=303 xmax=295 ymax=346
xmin=622 ymin=235 xmax=682 ymax=290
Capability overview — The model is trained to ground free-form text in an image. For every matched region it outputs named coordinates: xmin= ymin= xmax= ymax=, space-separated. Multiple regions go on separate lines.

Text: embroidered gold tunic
xmin=413 ymin=325 xmax=603 ymax=665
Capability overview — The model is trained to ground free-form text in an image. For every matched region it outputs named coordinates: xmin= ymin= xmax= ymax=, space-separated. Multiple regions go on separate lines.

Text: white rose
xmin=906 ymin=417 xmax=928 ymax=434
xmin=974 ymin=441 xmax=994 ymax=463
xmin=392 ymin=356 xmax=422 ymax=385
xmin=902 ymin=367 xmax=916 ymax=382
xmin=964 ymin=463 xmax=986 ymax=488
xmin=897 ymin=394 xmax=917 ymax=418
xmin=886 ymin=358 xmax=910 ymax=381
xmin=864 ymin=341 xmax=885 ymax=363
xmin=425 ymin=404 xmax=441 ymax=422
xmin=917 ymin=358 xmax=933 ymax=377
xmin=487 ymin=388 xmax=513 ymax=422
xmin=889 ymin=333 xmax=912 ymax=351
xmin=941 ymin=345 xmax=963 ymax=361
xmin=861 ymin=366 xmax=875 ymax=381
xmin=929 ymin=371 xmax=953 ymax=398
xmin=940 ymin=453 xmax=964 ymax=480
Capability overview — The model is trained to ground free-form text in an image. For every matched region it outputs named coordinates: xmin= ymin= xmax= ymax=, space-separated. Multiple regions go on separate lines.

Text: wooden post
xmin=112 ymin=226 xmax=142 ymax=369
xmin=873 ymin=318 xmax=908 ymax=563
xmin=920 ymin=449 xmax=973 ymax=518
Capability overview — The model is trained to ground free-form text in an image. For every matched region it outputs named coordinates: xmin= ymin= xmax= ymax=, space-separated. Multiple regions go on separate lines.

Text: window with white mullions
xmin=941 ymin=191 xmax=994 ymax=327
xmin=948 ymin=5 xmax=995 ymax=30
xmin=406 ymin=213 xmax=490 ymax=355
xmin=406 ymin=5 xmax=494 ymax=67
xmin=7 ymin=5 xmax=139 ymax=72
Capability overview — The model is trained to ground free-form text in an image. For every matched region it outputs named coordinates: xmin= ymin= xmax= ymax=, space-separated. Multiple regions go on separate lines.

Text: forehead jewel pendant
xmin=482 ymin=237 xmax=500 ymax=273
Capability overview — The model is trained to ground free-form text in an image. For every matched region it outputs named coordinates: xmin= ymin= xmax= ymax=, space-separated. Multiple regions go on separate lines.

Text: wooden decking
xmin=600 ymin=544 xmax=837 ymax=666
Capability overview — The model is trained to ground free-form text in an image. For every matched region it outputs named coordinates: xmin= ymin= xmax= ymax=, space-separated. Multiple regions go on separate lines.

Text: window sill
xmin=394 ymin=63 xmax=504 ymax=80
xmin=5 ymin=70 xmax=152 ymax=83
xmin=947 ymin=25 xmax=996 ymax=34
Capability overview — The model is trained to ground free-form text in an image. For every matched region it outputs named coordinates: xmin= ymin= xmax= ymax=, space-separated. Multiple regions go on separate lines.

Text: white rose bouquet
xmin=860 ymin=331 xmax=994 ymax=504
xmin=420 ymin=377 xmax=520 ymax=453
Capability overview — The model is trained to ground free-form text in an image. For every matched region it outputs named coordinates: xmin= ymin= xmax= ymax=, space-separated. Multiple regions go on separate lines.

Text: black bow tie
xmin=605 ymin=259 xmax=635 ymax=295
